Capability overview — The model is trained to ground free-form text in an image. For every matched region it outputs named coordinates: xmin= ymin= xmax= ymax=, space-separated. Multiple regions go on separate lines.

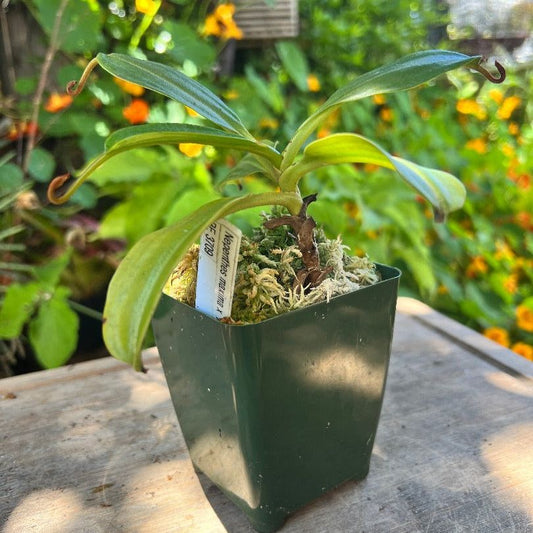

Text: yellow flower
xmin=465 ymin=138 xmax=487 ymax=154
xmin=508 ymin=122 xmax=519 ymax=136
xmin=185 ymin=106 xmax=200 ymax=117
xmin=317 ymin=128 xmax=330 ymax=139
xmin=122 ymin=99 xmax=150 ymax=124
xmin=114 ymin=77 xmax=145 ymax=96
xmin=516 ymin=305 xmax=533 ymax=332
xmin=501 ymin=143 xmax=515 ymax=158
xmin=135 ymin=0 xmax=160 ymax=16
xmin=511 ymin=342 xmax=533 ymax=361
xmin=44 ymin=93 xmax=73 ymax=113
xmin=204 ymin=14 xmax=221 ymax=36
xmin=495 ymin=241 xmax=515 ymax=261
xmin=307 ymin=74 xmax=321 ymax=92
xmin=483 ymin=327 xmax=510 ymax=348
xmin=497 ymin=96 xmax=521 ymax=120
xmin=259 ymin=117 xmax=279 ymax=129
xmin=456 ymin=99 xmax=487 ymax=120
xmin=489 ymin=88 xmax=504 ymax=104
xmin=223 ymin=89 xmax=239 ymax=100
xmin=503 ymin=274 xmax=519 ymax=294
xmin=179 ymin=143 xmax=203 ymax=157
xmin=379 ymin=108 xmax=393 ymax=122
xmin=372 ymin=94 xmax=386 ymax=105
xmin=203 ymin=3 xmax=243 ymax=40
xmin=466 ymin=256 xmax=488 ymax=278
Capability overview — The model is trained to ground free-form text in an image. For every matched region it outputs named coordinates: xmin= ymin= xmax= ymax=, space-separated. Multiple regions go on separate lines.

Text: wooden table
xmin=1 ymin=298 xmax=532 ymax=532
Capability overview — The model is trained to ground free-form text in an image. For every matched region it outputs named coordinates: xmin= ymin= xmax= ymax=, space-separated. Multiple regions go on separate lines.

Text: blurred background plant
xmin=0 ymin=0 xmax=531 ymax=375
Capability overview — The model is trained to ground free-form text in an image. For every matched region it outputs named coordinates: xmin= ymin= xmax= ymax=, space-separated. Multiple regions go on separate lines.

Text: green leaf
xmin=281 ymin=50 xmax=483 ymax=170
xmin=29 ymin=288 xmax=79 ymax=368
xmin=217 ymin=154 xmax=279 ymax=191
xmin=165 ymin=188 xmax=220 ymax=225
xmin=0 ymin=163 xmax=24 ymax=195
xmin=96 ymin=53 xmax=252 ymax=137
xmin=55 ymin=124 xmax=282 ymax=203
xmin=275 ymin=41 xmax=309 ymax=92
xmin=283 ymin=133 xmax=466 ymax=220
xmin=28 ymin=147 xmax=55 ymax=182
xmin=32 ymin=0 xmax=102 ymax=53
xmin=163 ymin=21 xmax=216 ymax=71
xmin=105 ymin=124 xmax=281 ymax=165
xmin=34 ymin=250 xmax=72 ymax=288
xmin=0 ymin=283 xmax=41 ymax=339
xmin=102 ymin=192 xmax=302 ymax=370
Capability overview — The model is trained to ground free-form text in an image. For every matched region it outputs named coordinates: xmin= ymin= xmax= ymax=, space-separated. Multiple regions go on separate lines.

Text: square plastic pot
xmin=152 ymin=263 xmax=401 ymax=532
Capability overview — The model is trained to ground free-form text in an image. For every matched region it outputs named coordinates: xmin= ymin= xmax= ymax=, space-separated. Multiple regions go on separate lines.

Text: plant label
xmin=195 ymin=219 xmax=242 ymax=319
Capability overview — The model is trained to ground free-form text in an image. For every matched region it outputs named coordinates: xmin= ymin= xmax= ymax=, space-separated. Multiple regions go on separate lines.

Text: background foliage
xmin=1 ymin=0 xmax=531 ymax=374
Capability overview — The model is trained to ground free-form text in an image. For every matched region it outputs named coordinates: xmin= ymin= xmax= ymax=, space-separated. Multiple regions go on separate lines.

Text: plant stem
xmin=22 ymin=0 xmax=70 ymax=175
xmin=68 ymin=299 xmax=104 ymax=321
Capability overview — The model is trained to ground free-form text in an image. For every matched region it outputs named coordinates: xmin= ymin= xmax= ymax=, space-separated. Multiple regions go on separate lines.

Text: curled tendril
xmin=66 ymin=57 xmax=99 ymax=96
xmin=47 ymin=173 xmax=71 ymax=204
xmin=473 ymin=58 xmax=506 ymax=84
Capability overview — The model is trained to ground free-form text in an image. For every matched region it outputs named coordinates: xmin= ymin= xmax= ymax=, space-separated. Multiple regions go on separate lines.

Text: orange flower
xmin=317 ymin=128 xmax=330 ymax=139
xmin=6 ymin=121 xmax=38 ymax=141
xmin=515 ymin=212 xmax=533 ymax=231
xmin=135 ymin=0 xmax=160 ymax=16
xmin=494 ymin=241 xmax=515 ymax=261
xmin=513 ymin=174 xmax=530 ymax=190
xmin=465 ymin=138 xmax=487 ymax=154
xmin=511 ymin=342 xmax=533 ymax=361
xmin=123 ymin=99 xmax=150 ymax=124
xmin=483 ymin=327 xmax=510 ymax=348
xmin=372 ymin=94 xmax=386 ymax=105
xmin=508 ymin=122 xmax=519 ymax=136
xmin=307 ymin=74 xmax=321 ymax=92
xmin=44 ymin=93 xmax=73 ymax=113
xmin=379 ymin=108 xmax=393 ymax=122
xmin=203 ymin=3 xmax=243 ymax=40
xmin=456 ymin=99 xmax=487 ymax=120
xmin=114 ymin=77 xmax=145 ymax=96
xmin=466 ymin=256 xmax=488 ymax=278
xmin=179 ymin=143 xmax=203 ymax=157
xmin=497 ymin=96 xmax=521 ymax=120
xmin=503 ymin=274 xmax=519 ymax=294
xmin=516 ymin=305 xmax=533 ymax=332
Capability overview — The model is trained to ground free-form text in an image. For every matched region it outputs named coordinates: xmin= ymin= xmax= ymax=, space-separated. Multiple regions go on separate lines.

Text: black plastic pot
xmin=152 ymin=263 xmax=401 ymax=532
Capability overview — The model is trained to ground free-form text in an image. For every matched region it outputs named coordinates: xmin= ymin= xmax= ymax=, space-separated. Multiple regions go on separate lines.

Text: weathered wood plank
xmin=1 ymin=298 xmax=532 ymax=532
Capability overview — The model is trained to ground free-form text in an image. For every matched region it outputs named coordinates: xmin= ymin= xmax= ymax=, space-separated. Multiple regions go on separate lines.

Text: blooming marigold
xmin=372 ymin=94 xmax=386 ymax=105
xmin=179 ymin=143 xmax=203 ymax=157
xmin=456 ymin=99 xmax=487 ymax=120
xmin=466 ymin=256 xmax=488 ymax=278
xmin=465 ymin=138 xmax=487 ymax=154
xmin=136 ymin=0 xmax=160 ymax=16
xmin=44 ymin=93 xmax=73 ymax=113
xmin=123 ymin=99 xmax=150 ymax=124
xmin=508 ymin=122 xmax=519 ymax=136
xmin=114 ymin=77 xmax=145 ymax=96
xmin=483 ymin=327 xmax=510 ymax=347
xmin=203 ymin=3 xmax=243 ymax=40
xmin=307 ymin=74 xmax=320 ymax=92
xmin=511 ymin=342 xmax=533 ymax=361
xmin=6 ymin=121 xmax=38 ymax=141
xmin=379 ymin=108 xmax=393 ymax=122
xmin=516 ymin=305 xmax=533 ymax=332
xmin=497 ymin=96 xmax=521 ymax=120
xmin=503 ymin=274 xmax=519 ymax=294
xmin=488 ymin=89 xmax=504 ymax=104
xmin=515 ymin=212 xmax=533 ymax=231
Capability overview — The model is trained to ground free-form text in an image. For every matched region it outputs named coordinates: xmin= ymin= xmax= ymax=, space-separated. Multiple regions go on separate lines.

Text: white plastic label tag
xmin=195 ymin=219 xmax=242 ymax=319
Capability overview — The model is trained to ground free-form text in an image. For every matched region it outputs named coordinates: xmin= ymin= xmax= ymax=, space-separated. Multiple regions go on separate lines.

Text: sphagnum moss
xmin=163 ymin=210 xmax=380 ymax=324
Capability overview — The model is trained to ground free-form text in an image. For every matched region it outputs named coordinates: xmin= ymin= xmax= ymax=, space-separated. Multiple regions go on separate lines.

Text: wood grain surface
xmin=1 ymin=298 xmax=532 ymax=532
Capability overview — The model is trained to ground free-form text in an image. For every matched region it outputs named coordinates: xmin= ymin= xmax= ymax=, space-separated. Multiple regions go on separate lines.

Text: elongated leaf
xmin=105 ymin=124 xmax=281 ymax=165
xmin=282 ymin=133 xmax=466 ymax=219
xmin=216 ymin=154 xmax=279 ymax=191
xmin=96 ymin=53 xmax=252 ymax=138
xmin=281 ymin=50 xmax=483 ymax=170
xmin=103 ymin=192 xmax=301 ymax=370
xmin=52 ymin=124 xmax=282 ymax=203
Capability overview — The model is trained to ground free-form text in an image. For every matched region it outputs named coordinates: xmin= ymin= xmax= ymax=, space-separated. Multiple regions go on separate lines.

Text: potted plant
xmin=47 ymin=50 xmax=503 ymax=532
